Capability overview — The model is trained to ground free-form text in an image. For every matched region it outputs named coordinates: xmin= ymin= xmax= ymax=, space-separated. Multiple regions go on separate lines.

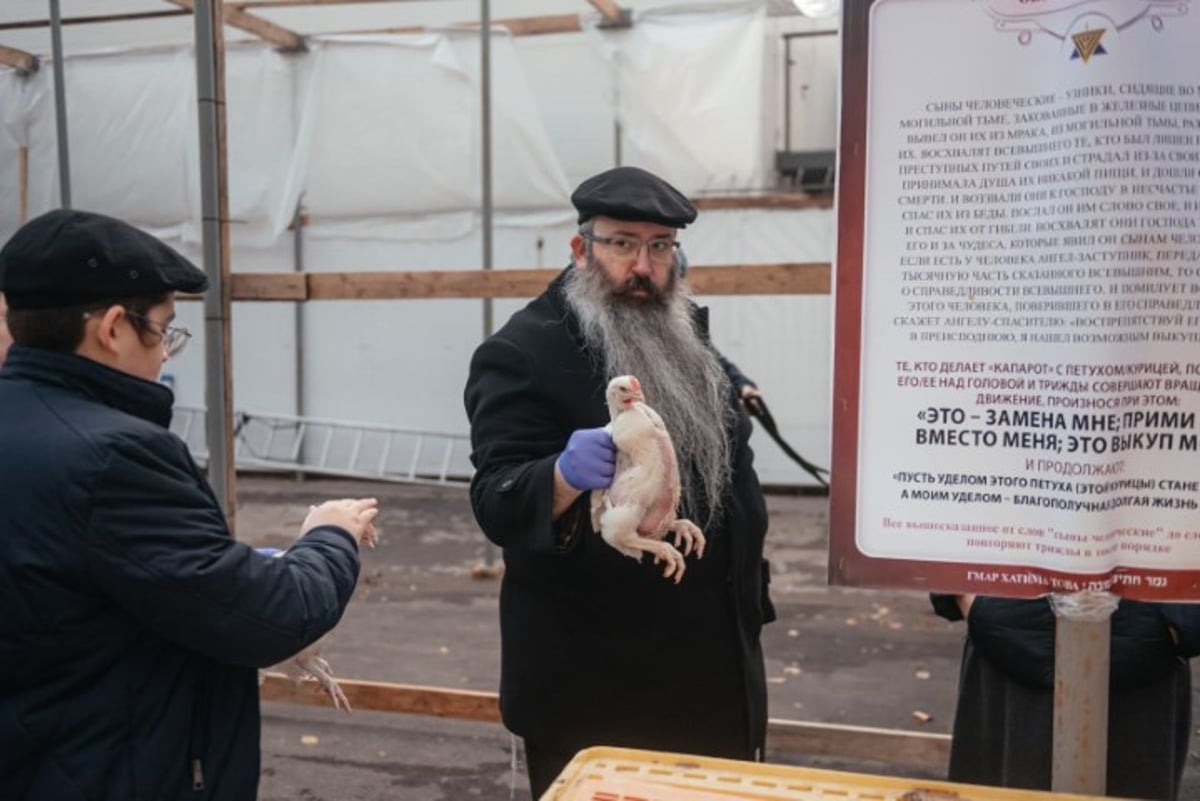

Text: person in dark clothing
xmin=932 ymin=592 xmax=1200 ymax=800
xmin=0 ymin=209 xmax=379 ymax=801
xmin=464 ymin=166 xmax=773 ymax=798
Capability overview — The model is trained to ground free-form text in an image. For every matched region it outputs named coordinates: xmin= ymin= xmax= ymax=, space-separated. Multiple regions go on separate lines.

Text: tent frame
xmin=2 ymin=0 xmax=889 ymax=772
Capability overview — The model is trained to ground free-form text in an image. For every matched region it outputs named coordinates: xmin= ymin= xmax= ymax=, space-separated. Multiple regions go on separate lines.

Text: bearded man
xmin=464 ymin=166 xmax=773 ymax=798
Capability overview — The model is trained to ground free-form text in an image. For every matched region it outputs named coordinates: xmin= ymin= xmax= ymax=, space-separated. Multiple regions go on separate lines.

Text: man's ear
xmin=569 ymin=233 xmax=587 ymax=268
xmin=90 ymin=305 xmax=126 ymax=356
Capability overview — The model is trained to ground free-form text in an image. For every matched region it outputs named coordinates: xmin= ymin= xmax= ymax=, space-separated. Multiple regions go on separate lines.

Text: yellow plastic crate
xmin=542 ymin=747 xmax=1109 ymax=801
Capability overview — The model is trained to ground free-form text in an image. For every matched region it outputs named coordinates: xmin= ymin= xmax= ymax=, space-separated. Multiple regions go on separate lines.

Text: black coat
xmin=0 ymin=347 xmax=360 ymax=801
xmin=932 ymin=594 xmax=1200 ymax=798
xmin=464 ymin=270 xmax=772 ymax=758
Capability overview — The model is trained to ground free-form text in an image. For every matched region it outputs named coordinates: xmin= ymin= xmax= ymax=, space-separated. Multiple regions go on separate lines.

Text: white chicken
xmin=259 ymin=521 xmax=377 ymax=713
xmin=590 ymin=375 xmax=706 ymax=583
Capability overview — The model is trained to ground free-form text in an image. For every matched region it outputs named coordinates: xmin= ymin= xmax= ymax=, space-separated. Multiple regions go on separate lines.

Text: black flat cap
xmin=0 ymin=209 xmax=209 ymax=310
xmin=571 ymin=166 xmax=697 ymax=228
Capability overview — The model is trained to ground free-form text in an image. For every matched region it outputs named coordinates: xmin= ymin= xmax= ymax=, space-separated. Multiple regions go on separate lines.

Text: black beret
xmin=571 ymin=166 xmax=697 ymax=229
xmin=0 ymin=209 xmax=209 ymax=310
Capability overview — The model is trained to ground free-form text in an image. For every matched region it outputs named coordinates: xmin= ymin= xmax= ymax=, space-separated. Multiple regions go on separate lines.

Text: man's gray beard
xmin=563 ymin=259 xmax=734 ymax=527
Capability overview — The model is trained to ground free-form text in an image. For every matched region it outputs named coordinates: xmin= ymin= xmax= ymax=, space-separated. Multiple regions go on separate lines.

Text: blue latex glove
xmin=255 ymin=547 xmax=284 ymax=558
xmin=558 ymin=427 xmax=616 ymax=491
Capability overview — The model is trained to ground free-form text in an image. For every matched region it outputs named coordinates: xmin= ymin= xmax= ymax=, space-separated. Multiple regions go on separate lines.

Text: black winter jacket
xmin=0 ymin=346 xmax=360 ymax=801
xmin=464 ymin=269 xmax=772 ymax=759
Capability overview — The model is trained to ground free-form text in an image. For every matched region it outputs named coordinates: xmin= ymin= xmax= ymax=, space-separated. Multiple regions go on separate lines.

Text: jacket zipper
xmin=189 ymin=675 xmax=210 ymax=796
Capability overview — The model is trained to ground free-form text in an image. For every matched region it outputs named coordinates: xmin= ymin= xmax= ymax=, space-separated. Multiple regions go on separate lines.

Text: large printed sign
xmin=830 ymin=0 xmax=1200 ymax=599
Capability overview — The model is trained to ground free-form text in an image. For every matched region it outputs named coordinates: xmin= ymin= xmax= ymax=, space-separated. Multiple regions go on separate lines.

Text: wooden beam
xmin=331 ymin=14 xmax=583 ymax=38
xmin=223 ymin=263 xmax=832 ymax=302
xmin=0 ymin=44 xmax=37 ymax=75
xmin=0 ymin=10 xmax=189 ymax=31
xmin=492 ymin=14 xmax=581 ymax=37
xmin=238 ymin=0 xmax=433 ymax=6
xmin=167 ymin=0 xmax=307 ymax=51
xmin=260 ymin=675 xmax=949 ymax=769
xmin=693 ymin=193 xmax=833 ymax=211
xmin=586 ymin=0 xmax=626 ymax=26
xmin=228 ymin=272 xmax=308 ymax=300
xmin=290 ymin=194 xmax=826 ymax=231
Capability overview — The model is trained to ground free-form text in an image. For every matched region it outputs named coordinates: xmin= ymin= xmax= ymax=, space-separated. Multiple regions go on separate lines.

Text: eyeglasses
xmin=582 ymin=233 xmax=680 ymax=264
xmin=81 ymin=309 xmax=191 ymax=358
xmin=124 ymin=311 xmax=191 ymax=359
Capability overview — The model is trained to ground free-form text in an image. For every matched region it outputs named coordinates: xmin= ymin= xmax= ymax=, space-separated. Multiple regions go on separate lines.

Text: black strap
xmin=744 ymin=396 xmax=830 ymax=488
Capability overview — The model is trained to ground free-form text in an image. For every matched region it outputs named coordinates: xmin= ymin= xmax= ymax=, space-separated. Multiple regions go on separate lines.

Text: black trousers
xmin=523 ymin=740 xmax=580 ymax=800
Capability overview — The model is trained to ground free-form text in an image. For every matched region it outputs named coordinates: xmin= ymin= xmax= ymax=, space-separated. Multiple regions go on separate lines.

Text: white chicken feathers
xmin=590 ymin=375 xmax=705 ymax=583
xmin=258 ymin=523 xmax=377 ymax=713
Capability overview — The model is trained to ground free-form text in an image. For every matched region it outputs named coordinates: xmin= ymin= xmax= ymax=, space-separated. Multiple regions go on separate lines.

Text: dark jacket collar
xmin=0 ymin=345 xmax=175 ymax=428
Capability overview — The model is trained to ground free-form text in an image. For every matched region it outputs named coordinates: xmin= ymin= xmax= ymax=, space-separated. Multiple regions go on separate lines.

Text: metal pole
xmin=194 ymin=0 xmax=236 ymax=524
xmin=48 ymin=0 xmax=71 ymax=208
xmin=292 ymin=200 xmax=306 ymax=482
xmin=783 ymin=35 xmax=793 ymax=153
xmin=293 ymin=200 xmax=305 ymax=419
xmin=1051 ymin=590 xmax=1117 ymax=795
xmin=480 ymin=0 xmax=497 ymax=567
xmin=480 ymin=0 xmax=494 ymax=341
xmin=613 ymin=77 xmax=622 ymax=167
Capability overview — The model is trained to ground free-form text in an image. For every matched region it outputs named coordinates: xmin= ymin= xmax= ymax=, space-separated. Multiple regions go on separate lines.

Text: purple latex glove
xmin=558 ymin=427 xmax=616 ymax=491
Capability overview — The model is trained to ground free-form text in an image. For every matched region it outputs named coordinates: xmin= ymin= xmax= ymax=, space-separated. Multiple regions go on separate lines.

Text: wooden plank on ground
xmin=225 ymin=264 xmax=833 ymax=301
xmin=259 ymin=675 xmax=949 ymax=768
xmin=767 ymin=719 xmax=951 ymax=770
xmin=259 ymin=673 xmax=502 ymax=722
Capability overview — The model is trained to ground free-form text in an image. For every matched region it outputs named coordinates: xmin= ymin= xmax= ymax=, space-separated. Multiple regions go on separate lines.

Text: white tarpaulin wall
xmin=281 ymin=33 xmax=572 ymax=234
xmin=163 ymin=205 xmax=834 ymax=486
xmin=0 ymin=47 xmax=304 ymax=244
xmin=0 ymin=75 xmax=24 ymax=235
xmin=0 ymin=2 xmax=835 ymax=485
xmin=0 ymin=34 xmax=571 ymax=242
xmin=592 ymin=2 xmax=766 ymax=194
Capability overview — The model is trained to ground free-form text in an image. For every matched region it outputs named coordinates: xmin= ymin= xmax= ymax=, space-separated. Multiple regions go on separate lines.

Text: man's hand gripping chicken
xmin=591 ymin=375 xmax=705 ymax=582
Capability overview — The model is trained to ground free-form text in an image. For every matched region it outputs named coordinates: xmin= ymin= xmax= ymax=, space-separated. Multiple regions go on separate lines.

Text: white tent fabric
xmin=280 ymin=33 xmax=572 ymax=237
xmin=24 ymin=50 xmax=196 ymax=236
xmin=591 ymin=2 xmax=767 ymax=194
xmin=225 ymin=47 xmax=301 ymax=243
xmin=791 ymin=0 xmax=840 ymax=18
xmin=165 ymin=206 xmax=834 ymax=485
xmin=0 ymin=3 xmax=838 ymax=485
xmin=3 ymin=47 xmax=305 ymax=243
xmin=0 ymin=72 xmax=28 ymax=242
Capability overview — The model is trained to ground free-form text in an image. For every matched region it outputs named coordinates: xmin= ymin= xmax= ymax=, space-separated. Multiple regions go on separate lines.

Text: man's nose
xmin=631 ymin=245 xmax=654 ymax=276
